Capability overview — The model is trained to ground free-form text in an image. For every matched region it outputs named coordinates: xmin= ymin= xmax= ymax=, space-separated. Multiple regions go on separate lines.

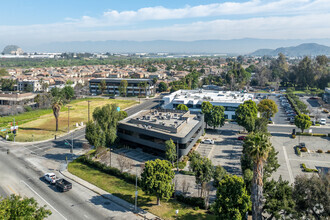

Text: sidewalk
xmin=60 ymin=169 xmax=160 ymax=220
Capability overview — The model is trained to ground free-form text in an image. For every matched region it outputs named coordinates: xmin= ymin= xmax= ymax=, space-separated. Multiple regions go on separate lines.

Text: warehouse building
xmin=162 ymin=89 xmax=255 ymax=120
xmin=117 ymin=109 xmax=204 ymax=157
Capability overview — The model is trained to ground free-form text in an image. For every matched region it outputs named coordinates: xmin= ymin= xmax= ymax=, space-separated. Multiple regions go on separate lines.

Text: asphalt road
xmin=0 ymin=129 xmax=139 ymax=220
xmin=126 ymin=96 xmax=163 ymax=116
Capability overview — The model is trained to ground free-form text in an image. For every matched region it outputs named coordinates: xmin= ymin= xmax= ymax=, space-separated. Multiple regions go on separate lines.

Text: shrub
xmin=327 ymin=150 xmax=330 ymax=154
xmin=24 ymin=105 xmax=33 ymax=112
xmin=312 ymin=133 xmax=327 ymax=137
xmin=301 ymin=163 xmax=318 ymax=173
xmin=196 ymin=139 xmax=201 ymax=144
xmin=295 ymin=146 xmax=301 ymax=156
xmin=178 ymin=161 xmax=187 ymax=169
xmin=292 ymin=134 xmax=296 ymax=139
xmin=301 ymin=147 xmax=308 ymax=152
xmin=317 ymin=149 xmax=323 ymax=153
xmin=7 ymin=133 xmax=14 ymax=141
xmin=176 ymin=194 xmax=205 ymax=209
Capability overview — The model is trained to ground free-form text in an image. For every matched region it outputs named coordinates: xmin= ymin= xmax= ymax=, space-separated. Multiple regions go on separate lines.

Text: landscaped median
xmin=68 ymin=156 xmax=216 ymax=220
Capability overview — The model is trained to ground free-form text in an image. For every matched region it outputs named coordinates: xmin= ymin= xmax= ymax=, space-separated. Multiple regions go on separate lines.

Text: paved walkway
xmin=60 ymin=169 xmax=160 ymax=220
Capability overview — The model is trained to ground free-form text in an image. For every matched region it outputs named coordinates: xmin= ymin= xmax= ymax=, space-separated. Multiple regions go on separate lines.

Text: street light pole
xmin=135 ymin=164 xmax=138 ymax=213
xmin=67 ymin=106 xmax=71 ymax=133
xmin=87 ymin=101 xmax=91 ymax=122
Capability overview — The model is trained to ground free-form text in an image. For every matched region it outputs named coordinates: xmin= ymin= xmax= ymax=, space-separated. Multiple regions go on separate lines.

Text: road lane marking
xmin=7 ymin=185 xmax=17 ymax=195
xmin=20 ymin=180 xmax=67 ymax=220
xmin=289 ymin=159 xmax=330 ymax=164
xmin=282 ymin=146 xmax=294 ymax=183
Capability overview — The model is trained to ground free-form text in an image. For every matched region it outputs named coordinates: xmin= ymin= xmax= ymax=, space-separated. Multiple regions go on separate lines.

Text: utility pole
xmin=13 ymin=118 xmax=15 ymax=142
xmin=135 ymin=164 xmax=138 ymax=213
xmin=71 ymin=132 xmax=74 ymax=156
xmin=67 ymin=106 xmax=71 ymax=133
xmin=177 ymin=140 xmax=179 ymax=172
xmin=87 ymin=101 xmax=91 ymax=122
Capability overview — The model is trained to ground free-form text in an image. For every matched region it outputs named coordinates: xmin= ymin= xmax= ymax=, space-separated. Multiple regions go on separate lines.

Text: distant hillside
xmin=28 ymin=38 xmax=330 ymax=54
xmin=251 ymin=43 xmax=330 ymax=56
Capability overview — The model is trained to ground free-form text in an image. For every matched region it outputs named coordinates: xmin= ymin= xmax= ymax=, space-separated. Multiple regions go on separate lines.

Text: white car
xmin=44 ymin=173 xmax=57 ymax=184
xmin=202 ymin=139 xmax=214 ymax=144
xmin=320 ymin=118 xmax=326 ymax=125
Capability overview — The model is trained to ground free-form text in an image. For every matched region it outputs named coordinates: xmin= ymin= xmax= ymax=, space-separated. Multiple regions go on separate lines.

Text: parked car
xmin=320 ymin=118 xmax=327 ymax=125
xmin=44 ymin=173 xmax=57 ymax=184
xmin=237 ymin=136 xmax=246 ymax=140
xmin=202 ymin=139 xmax=214 ymax=144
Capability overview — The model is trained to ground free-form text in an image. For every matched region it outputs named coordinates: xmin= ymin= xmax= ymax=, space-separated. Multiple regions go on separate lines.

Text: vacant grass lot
xmin=68 ymin=160 xmax=216 ymax=220
xmin=1 ymin=98 xmax=137 ymax=142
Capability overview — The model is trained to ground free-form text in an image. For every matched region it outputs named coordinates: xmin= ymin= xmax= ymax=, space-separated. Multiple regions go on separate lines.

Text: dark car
xmin=237 ymin=136 xmax=246 ymax=140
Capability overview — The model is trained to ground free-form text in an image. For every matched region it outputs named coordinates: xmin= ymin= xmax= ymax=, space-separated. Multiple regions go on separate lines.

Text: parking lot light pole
xmin=67 ymin=106 xmax=72 ymax=133
xmin=87 ymin=101 xmax=91 ymax=122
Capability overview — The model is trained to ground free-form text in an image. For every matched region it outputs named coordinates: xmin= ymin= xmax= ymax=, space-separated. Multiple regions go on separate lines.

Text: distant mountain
xmin=251 ymin=43 xmax=330 ymax=57
xmin=2 ymin=45 xmax=22 ymax=54
xmin=27 ymin=38 xmax=330 ymax=54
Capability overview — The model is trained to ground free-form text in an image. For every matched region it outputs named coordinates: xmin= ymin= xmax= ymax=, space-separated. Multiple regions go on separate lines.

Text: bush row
xmin=286 ymin=94 xmax=301 ymax=116
xmin=176 ymin=194 xmax=205 ymax=209
xmin=296 ymin=132 xmax=327 ymax=137
xmin=76 ymin=155 xmax=140 ymax=185
xmin=301 ymin=163 xmax=318 ymax=173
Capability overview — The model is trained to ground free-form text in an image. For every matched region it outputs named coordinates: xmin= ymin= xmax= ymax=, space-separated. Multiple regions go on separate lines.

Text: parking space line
xmin=7 ymin=185 xmax=17 ymax=195
xmin=282 ymin=146 xmax=294 ymax=183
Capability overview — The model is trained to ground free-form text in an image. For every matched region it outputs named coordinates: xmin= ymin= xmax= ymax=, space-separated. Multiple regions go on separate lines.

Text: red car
xmin=237 ymin=136 xmax=246 ymax=140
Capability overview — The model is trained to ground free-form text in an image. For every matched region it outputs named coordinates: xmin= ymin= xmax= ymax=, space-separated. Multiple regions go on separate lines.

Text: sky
xmin=1 ymin=0 xmax=330 ymax=47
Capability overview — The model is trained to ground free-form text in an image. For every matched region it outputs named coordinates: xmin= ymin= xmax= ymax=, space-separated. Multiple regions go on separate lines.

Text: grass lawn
xmin=1 ymin=98 xmax=137 ymax=142
xmin=68 ymin=160 xmax=216 ymax=220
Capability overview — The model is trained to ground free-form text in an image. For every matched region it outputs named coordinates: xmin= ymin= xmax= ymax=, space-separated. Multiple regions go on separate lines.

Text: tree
xmin=176 ymin=104 xmax=189 ymax=111
xmin=263 ymin=176 xmax=296 ymax=220
xmin=243 ymin=132 xmax=272 ymax=220
xmin=0 ymin=79 xmax=15 ymax=91
xmin=152 ymin=77 xmax=158 ymax=84
xmin=158 ymin=82 xmax=168 ymax=92
xmin=118 ymin=111 xmax=128 ymax=120
xmin=213 ymin=175 xmax=251 ymax=220
xmin=213 ymin=165 xmax=227 ymax=187
xmin=62 ymin=86 xmax=75 ymax=100
xmin=118 ymin=80 xmax=128 ymax=96
xmin=235 ymin=100 xmax=258 ymax=132
xmin=293 ymin=174 xmax=330 ymax=219
xmin=165 ymin=139 xmax=176 ymax=165
xmin=201 ymin=101 xmax=213 ymax=128
xmin=25 ymin=83 xmax=34 ymax=92
xmin=189 ymin=152 xmax=214 ymax=197
xmin=85 ymin=121 xmax=105 ymax=148
xmin=50 ymin=87 xmax=62 ymax=98
xmin=52 ymin=97 xmax=63 ymax=131
xmin=0 ymin=194 xmax=52 ymax=219
xmin=99 ymin=79 xmax=107 ymax=94
xmin=294 ymin=114 xmax=312 ymax=133
xmin=0 ymin=68 xmax=9 ymax=76
xmin=141 ymin=159 xmax=175 ymax=205
xmin=41 ymin=83 xmax=49 ymax=92
xmin=209 ymin=105 xmax=225 ymax=129
xmin=258 ymin=99 xmax=278 ymax=119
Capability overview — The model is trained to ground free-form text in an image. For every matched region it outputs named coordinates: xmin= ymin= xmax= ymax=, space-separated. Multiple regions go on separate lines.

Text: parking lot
xmin=300 ymin=96 xmax=330 ymax=124
xmin=271 ymin=134 xmax=330 ymax=183
xmin=270 ymin=95 xmax=291 ymax=125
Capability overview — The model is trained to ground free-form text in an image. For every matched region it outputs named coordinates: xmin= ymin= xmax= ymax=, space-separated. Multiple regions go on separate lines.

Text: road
xmin=0 ymin=129 xmax=139 ymax=220
xmin=126 ymin=95 xmax=163 ymax=116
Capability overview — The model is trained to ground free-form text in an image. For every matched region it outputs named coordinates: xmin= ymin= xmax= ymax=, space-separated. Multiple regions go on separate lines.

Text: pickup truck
xmin=55 ymin=178 xmax=72 ymax=192
xmin=44 ymin=173 xmax=57 ymax=184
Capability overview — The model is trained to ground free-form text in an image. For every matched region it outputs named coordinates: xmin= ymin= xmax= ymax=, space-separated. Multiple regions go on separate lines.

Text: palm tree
xmin=244 ymin=132 xmax=272 ymax=220
xmin=52 ymin=97 xmax=63 ymax=131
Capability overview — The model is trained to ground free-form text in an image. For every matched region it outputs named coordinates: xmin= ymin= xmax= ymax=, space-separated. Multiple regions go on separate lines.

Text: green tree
xmin=25 ymin=83 xmax=34 ymax=92
xmin=66 ymin=79 xmax=74 ymax=85
xmin=41 ymin=83 xmax=49 ymax=92
xmin=189 ymin=152 xmax=214 ymax=197
xmin=213 ymin=165 xmax=227 ymax=188
xmin=158 ymin=82 xmax=167 ymax=92
xmin=0 ymin=68 xmax=9 ymax=76
xmin=257 ymin=99 xmax=278 ymax=119
xmin=201 ymin=101 xmax=213 ymax=128
xmin=235 ymin=100 xmax=258 ymax=132
xmin=263 ymin=176 xmax=296 ymax=220
xmin=243 ymin=132 xmax=272 ymax=220
xmin=213 ymin=175 xmax=251 ymax=220
xmin=165 ymin=139 xmax=176 ymax=165
xmin=141 ymin=159 xmax=175 ymax=205
xmin=0 ymin=79 xmax=15 ymax=91
xmin=176 ymin=104 xmax=189 ymax=111
xmin=209 ymin=105 xmax=225 ymax=129
xmin=50 ymin=87 xmax=62 ymax=98
xmin=293 ymin=174 xmax=330 ymax=219
xmin=118 ymin=111 xmax=128 ymax=120
xmin=62 ymin=86 xmax=75 ymax=100
xmin=0 ymin=194 xmax=52 ymax=219
xmin=85 ymin=121 xmax=106 ymax=148
xmin=152 ymin=77 xmax=158 ymax=84
xmin=118 ymin=80 xmax=128 ymax=97
xmin=51 ymin=97 xmax=63 ymax=131
xmin=294 ymin=114 xmax=312 ymax=133
xmin=99 ymin=79 xmax=107 ymax=94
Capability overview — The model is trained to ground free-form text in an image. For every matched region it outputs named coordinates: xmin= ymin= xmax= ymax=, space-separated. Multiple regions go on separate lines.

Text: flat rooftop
xmin=164 ymin=89 xmax=254 ymax=105
xmin=119 ymin=109 xmax=201 ymax=138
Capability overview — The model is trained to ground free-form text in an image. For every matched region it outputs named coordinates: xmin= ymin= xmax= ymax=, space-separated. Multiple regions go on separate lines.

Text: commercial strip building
xmin=89 ymin=78 xmax=155 ymax=96
xmin=117 ymin=109 xmax=204 ymax=157
xmin=162 ymin=89 xmax=255 ymax=120
xmin=0 ymin=92 xmax=37 ymax=106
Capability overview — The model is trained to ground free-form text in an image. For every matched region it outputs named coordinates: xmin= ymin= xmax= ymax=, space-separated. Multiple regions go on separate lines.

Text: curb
xmin=59 ymin=169 xmax=160 ymax=220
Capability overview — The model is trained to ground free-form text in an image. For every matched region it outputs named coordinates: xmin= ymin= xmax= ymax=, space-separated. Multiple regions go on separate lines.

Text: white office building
xmin=162 ymin=89 xmax=256 ymax=120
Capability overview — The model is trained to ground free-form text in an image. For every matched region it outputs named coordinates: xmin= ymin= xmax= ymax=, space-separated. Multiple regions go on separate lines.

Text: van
xmin=320 ymin=118 xmax=326 ymax=125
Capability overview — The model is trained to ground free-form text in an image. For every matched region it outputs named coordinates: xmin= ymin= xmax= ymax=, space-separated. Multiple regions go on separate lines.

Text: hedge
xmin=296 ymin=132 xmax=327 ymax=137
xmin=76 ymin=155 xmax=140 ymax=185
xmin=295 ymin=146 xmax=301 ymax=156
xmin=179 ymin=170 xmax=195 ymax=176
xmin=176 ymin=194 xmax=206 ymax=209
xmin=301 ymin=163 xmax=318 ymax=173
